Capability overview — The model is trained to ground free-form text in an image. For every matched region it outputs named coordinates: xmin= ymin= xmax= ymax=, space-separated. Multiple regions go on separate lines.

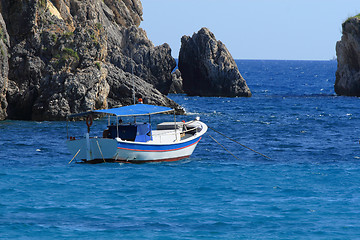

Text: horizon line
xmin=173 ymin=58 xmax=337 ymax=62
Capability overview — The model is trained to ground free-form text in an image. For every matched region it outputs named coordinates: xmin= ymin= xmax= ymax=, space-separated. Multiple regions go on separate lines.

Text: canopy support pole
xmin=149 ymin=114 xmax=153 ymax=140
xmin=116 ymin=116 xmax=119 ymax=138
xmin=174 ymin=110 xmax=177 ymax=141
xmin=86 ymin=133 xmax=92 ymax=161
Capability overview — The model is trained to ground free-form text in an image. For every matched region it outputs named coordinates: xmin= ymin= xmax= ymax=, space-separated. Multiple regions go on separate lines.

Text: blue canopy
xmin=94 ymin=104 xmax=173 ymax=116
xmin=68 ymin=104 xmax=173 ymax=118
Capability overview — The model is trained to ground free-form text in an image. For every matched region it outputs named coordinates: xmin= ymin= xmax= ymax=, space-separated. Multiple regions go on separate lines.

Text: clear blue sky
xmin=140 ymin=0 xmax=360 ymax=60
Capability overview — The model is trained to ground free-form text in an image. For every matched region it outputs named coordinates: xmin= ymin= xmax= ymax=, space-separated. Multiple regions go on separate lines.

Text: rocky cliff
xmin=178 ymin=27 xmax=251 ymax=97
xmin=0 ymin=0 xmax=181 ymax=120
xmin=0 ymin=13 xmax=9 ymax=120
xmin=335 ymin=16 xmax=360 ymax=96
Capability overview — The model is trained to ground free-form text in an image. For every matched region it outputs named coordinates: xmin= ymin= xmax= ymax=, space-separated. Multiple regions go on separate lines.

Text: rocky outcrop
xmin=0 ymin=13 xmax=9 ymax=120
xmin=169 ymin=69 xmax=184 ymax=94
xmin=108 ymin=26 xmax=176 ymax=95
xmin=178 ymin=27 xmax=251 ymax=97
xmin=105 ymin=64 xmax=183 ymax=111
xmin=335 ymin=16 xmax=360 ymax=96
xmin=0 ymin=0 xmax=180 ymax=120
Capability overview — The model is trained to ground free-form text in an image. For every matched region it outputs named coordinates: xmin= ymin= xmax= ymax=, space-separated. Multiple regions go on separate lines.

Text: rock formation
xmin=0 ymin=0 xmax=182 ymax=121
xmin=335 ymin=16 xmax=360 ymax=96
xmin=169 ymin=69 xmax=184 ymax=94
xmin=0 ymin=13 xmax=9 ymax=120
xmin=178 ymin=27 xmax=251 ymax=97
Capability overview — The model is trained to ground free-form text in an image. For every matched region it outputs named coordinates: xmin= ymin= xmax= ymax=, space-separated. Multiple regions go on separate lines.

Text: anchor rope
xmin=208 ymin=134 xmax=240 ymax=160
xmin=208 ymin=126 xmax=271 ymax=160
xmin=96 ymin=140 xmax=106 ymax=163
xmin=68 ymin=149 xmax=81 ymax=164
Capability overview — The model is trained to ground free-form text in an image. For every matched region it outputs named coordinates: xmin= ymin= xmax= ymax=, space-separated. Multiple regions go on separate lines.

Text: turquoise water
xmin=1 ymin=60 xmax=360 ymax=239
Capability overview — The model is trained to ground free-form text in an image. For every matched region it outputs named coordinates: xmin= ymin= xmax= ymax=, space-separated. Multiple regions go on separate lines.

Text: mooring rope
xmin=208 ymin=134 xmax=240 ymax=160
xmin=208 ymin=126 xmax=271 ymax=160
xmin=69 ymin=149 xmax=81 ymax=164
xmin=96 ymin=140 xmax=106 ymax=163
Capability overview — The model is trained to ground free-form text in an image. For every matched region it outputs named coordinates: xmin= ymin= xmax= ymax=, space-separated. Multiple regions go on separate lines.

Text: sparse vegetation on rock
xmin=0 ymin=0 xmax=182 ymax=120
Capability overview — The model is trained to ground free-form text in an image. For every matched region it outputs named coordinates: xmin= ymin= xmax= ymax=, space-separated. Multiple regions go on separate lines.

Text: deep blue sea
xmin=1 ymin=60 xmax=360 ymax=239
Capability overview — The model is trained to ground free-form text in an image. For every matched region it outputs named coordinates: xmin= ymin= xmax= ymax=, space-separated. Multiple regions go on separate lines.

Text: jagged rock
xmin=169 ymin=69 xmax=184 ymax=94
xmin=31 ymin=65 xmax=110 ymax=121
xmin=0 ymin=13 xmax=9 ymax=120
xmin=105 ymin=64 xmax=184 ymax=113
xmin=178 ymin=27 xmax=251 ymax=97
xmin=335 ymin=16 xmax=360 ymax=96
xmin=0 ymin=0 xmax=179 ymax=120
xmin=108 ymin=26 xmax=176 ymax=94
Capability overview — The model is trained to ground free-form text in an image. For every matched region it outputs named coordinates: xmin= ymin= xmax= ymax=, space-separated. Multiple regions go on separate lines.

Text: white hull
xmin=67 ymin=121 xmax=207 ymax=163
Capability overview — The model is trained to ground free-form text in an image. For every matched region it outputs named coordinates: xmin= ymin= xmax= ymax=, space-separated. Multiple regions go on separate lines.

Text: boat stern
xmin=66 ymin=137 xmax=118 ymax=162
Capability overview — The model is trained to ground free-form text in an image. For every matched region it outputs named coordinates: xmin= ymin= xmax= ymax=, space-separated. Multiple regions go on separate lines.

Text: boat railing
xmin=152 ymin=129 xmax=178 ymax=136
xmin=151 ymin=126 xmax=201 ymax=143
xmin=152 ymin=126 xmax=199 ymax=136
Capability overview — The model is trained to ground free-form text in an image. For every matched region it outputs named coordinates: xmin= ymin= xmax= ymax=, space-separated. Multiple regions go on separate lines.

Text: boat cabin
xmin=67 ymin=104 xmax=195 ymax=144
xmin=104 ymin=123 xmax=152 ymax=142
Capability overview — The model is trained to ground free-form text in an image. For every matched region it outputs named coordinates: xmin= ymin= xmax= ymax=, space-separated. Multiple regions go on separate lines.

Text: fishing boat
xmin=66 ymin=103 xmax=208 ymax=163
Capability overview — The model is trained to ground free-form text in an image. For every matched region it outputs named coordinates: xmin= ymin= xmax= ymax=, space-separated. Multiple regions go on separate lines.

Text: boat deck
xmin=151 ymin=129 xmax=180 ymax=143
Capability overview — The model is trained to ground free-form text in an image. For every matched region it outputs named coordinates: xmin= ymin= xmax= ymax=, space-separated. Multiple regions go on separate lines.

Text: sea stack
xmin=335 ymin=15 xmax=360 ymax=96
xmin=0 ymin=0 xmax=182 ymax=121
xmin=178 ymin=27 xmax=251 ymax=97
